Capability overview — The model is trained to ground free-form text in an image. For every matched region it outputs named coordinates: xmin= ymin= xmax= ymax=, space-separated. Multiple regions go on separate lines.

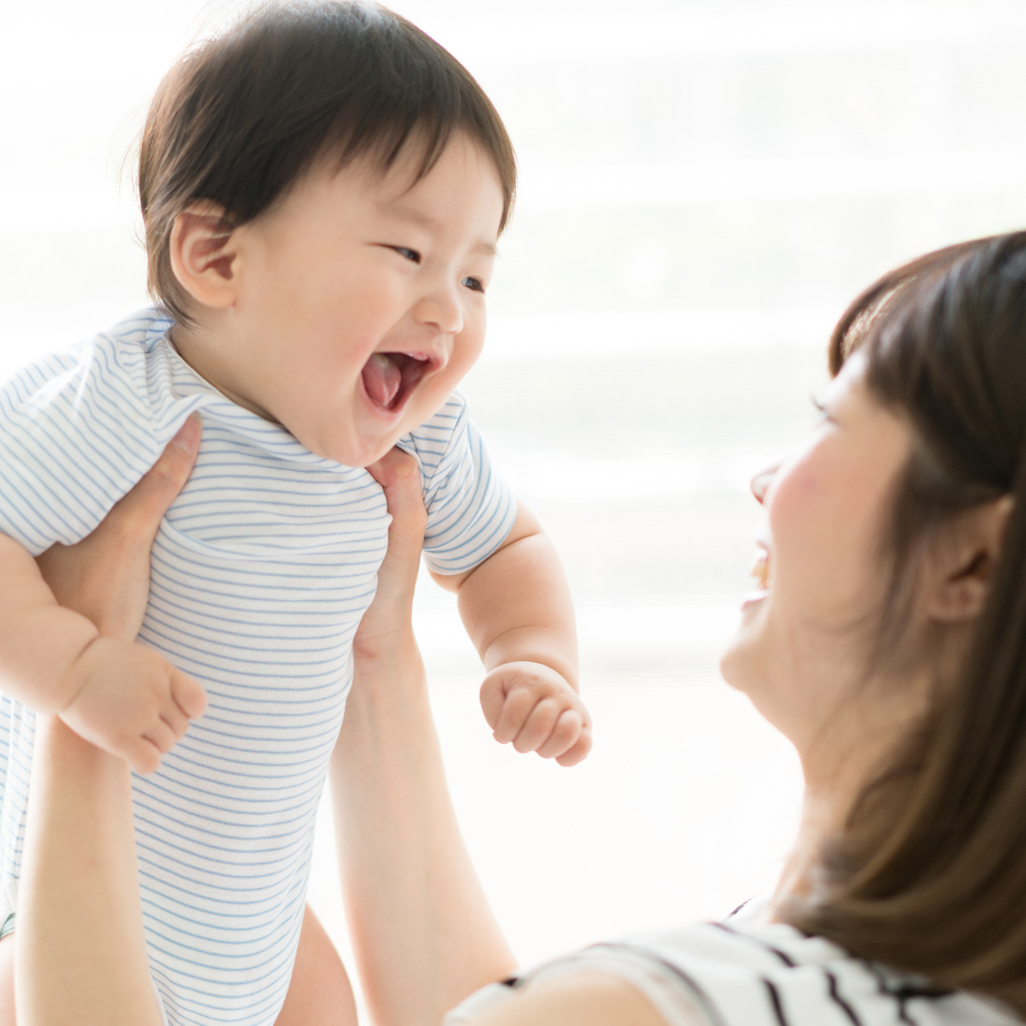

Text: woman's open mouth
xmin=742 ymin=544 xmax=772 ymax=610
xmin=360 ymin=351 xmax=433 ymax=413
xmin=750 ymin=544 xmax=771 ymax=591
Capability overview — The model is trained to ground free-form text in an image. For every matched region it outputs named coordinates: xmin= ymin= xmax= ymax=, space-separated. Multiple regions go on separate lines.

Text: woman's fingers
xmin=355 ymin=449 xmax=427 ymax=653
xmin=36 ymin=414 xmax=201 ymax=641
xmin=111 ymin=414 xmax=202 ymax=546
xmin=365 ymin=448 xmax=427 ymax=552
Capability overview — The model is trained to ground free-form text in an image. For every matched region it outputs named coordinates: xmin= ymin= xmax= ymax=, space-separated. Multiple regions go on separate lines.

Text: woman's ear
xmin=168 ymin=201 xmax=239 ymax=310
xmin=927 ymin=495 xmax=1014 ymax=622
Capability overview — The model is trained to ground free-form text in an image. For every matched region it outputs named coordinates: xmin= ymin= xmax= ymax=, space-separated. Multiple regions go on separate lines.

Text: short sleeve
xmin=446 ymin=921 xmax=1023 ymax=1026
xmin=397 ymin=392 xmax=517 ymax=575
xmin=0 ymin=336 xmax=162 ymax=555
xmin=443 ymin=949 xmax=712 ymax=1026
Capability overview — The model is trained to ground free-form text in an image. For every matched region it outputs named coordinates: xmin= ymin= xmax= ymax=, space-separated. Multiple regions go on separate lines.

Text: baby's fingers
xmin=143 ymin=718 xmax=179 ymax=756
xmin=172 ymin=670 xmax=207 ymax=720
xmin=512 ymin=697 xmax=562 ymax=754
xmin=555 ymin=722 xmax=593 ymax=767
xmin=479 ymin=676 xmax=506 ymax=731
xmin=491 ymin=685 xmax=537 ymax=745
xmin=121 ymin=736 xmax=163 ymax=776
xmin=160 ymin=701 xmax=190 ymax=742
xmin=535 ymin=708 xmax=584 ymax=760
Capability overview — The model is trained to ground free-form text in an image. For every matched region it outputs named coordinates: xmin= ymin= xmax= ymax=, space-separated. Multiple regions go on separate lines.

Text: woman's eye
xmin=810 ymin=395 xmax=832 ymax=423
xmin=391 ymin=246 xmax=421 ymax=263
xmin=462 ymin=276 xmax=485 ymax=293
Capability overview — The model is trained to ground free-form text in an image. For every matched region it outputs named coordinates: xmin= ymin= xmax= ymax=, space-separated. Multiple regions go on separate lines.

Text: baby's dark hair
xmin=138 ymin=0 xmax=517 ymax=323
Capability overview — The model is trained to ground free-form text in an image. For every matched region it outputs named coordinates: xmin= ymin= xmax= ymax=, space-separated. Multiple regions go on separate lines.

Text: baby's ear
xmin=926 ymin=495 xmax=1014 ymax=622
xmin=168 ymin=201 xmax=238 ymax=309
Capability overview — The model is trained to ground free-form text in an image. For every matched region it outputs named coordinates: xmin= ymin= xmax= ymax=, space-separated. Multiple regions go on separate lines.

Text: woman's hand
xmin=14 ymin=416 xmax=204 ymax=1026
xmin=36 ymin=415 xmax=202 ymax=642
xmin=333 ymin=447 xmax=515 ymax=1025
xmin=353 ymin=447 xmax=428 ymax=657
xmin=35 ymin=415 xmax=207 ymax=774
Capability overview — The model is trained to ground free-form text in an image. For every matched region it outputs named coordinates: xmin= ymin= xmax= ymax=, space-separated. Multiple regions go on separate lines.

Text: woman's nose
xmin=750 ymin=464 xmax=780 ymax=505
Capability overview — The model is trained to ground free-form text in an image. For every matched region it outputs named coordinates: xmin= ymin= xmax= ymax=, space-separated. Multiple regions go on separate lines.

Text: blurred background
xmin=4 ymin=0 xmax=1026 ymax=1011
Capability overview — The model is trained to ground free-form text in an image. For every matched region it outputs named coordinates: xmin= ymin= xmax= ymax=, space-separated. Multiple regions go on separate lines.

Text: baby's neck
xmin=170 ymin=318 xmax=276 ymax=423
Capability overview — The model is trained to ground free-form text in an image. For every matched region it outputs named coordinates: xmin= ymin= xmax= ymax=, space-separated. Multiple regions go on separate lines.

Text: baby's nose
xmin=415 ymin=285 xmax=463 ymax=335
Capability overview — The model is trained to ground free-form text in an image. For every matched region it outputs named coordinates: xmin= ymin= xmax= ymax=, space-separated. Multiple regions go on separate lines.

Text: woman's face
xmin=720 ymin=353 xmax=915 ymax=758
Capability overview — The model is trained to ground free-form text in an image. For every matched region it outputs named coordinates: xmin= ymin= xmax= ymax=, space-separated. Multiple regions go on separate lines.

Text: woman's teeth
xmin=750 ymin=551 xmax=770 ymax=590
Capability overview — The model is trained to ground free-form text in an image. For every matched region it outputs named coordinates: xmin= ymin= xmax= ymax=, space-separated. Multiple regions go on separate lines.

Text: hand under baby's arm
xmin=0 ymin=417 xmax=207 ymax=774
xmin=431 ymin=503 xmax=591 ymax=767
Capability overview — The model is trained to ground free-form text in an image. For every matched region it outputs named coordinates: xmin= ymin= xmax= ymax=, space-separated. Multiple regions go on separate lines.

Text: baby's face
xmin=208 ymin=133 xmax=503 ymax=467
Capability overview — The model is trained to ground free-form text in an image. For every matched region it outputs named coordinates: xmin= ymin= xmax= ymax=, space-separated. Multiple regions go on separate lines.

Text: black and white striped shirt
xmin=447 ymin=911 xmax=1019 ymax=1026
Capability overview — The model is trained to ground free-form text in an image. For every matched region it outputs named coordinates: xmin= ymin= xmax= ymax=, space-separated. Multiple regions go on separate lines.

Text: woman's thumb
xmin=121 ymin=414 xmax=202 ymax=539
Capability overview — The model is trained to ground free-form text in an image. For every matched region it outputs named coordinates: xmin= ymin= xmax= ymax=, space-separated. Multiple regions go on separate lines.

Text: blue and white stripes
xmin=0 ymin=309 xmax=516 ymax=1026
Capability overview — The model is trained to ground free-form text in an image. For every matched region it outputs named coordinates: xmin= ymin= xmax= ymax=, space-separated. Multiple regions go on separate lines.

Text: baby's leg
xmin=274 ymin=904 xmax=357 ymax=1026
xmin=0 ymin=903 xmax=360 ymax=1026
xmin=0 ymin=901 xmax=359 ymax=1026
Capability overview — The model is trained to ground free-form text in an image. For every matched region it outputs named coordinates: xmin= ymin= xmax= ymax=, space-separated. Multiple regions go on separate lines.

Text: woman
xmin=7 ymin=231 xmax=1026 ymax=1025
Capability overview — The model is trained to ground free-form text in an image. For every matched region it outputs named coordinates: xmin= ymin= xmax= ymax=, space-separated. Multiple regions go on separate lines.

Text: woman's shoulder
xmin=626 ymin=914 xmax=1017 ymax=1026
xmin=447 ymin=911 xmax=1021 ymax=1026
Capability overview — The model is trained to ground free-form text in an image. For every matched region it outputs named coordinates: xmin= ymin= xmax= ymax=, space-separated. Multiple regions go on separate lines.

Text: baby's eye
xmin=391 ymin=246 xmax=421 ymax=263
xmin=462 ymin=276 xmax=485 ymax=293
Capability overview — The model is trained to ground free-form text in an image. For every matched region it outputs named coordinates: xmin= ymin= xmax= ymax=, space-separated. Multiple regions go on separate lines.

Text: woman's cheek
xmin=775 ymin=468 xmax=889 ymax=638
xmin=767 ymin=456 xmax=845 ymax=614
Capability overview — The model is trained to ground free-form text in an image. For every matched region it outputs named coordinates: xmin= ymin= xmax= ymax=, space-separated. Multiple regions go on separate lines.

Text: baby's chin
xmin=292 ymin=397 xmax=435 ymax=467
xmin=301 ymin=426 xmax=406 ymax=470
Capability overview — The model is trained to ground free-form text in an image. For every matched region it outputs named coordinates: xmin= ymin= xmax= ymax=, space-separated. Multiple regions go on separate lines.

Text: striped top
xmin=446 ymin=908 xmax=1019 ymax=1026
xmin=0 ymin=308 xmax=517 ymax=1026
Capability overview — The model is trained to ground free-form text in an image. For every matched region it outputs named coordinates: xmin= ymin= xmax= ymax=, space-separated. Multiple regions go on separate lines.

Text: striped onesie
xmin=0 ymin=309 xmax=517 ymax=1026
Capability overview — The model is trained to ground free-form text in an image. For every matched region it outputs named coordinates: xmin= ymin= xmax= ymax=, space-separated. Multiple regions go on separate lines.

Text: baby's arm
xmin=0 ymin=422 xmax=207 ymax=774
xmin=432 ymin=503 xmax=590 ymax=766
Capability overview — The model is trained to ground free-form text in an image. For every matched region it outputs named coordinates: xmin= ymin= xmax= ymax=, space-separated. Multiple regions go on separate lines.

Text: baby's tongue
xmin=362 ymin=353 xmax=401 ymax=408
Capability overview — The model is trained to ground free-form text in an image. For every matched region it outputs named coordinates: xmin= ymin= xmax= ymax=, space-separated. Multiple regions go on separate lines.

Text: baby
xmin=0 ymin=4 xmax=587 ymax=1024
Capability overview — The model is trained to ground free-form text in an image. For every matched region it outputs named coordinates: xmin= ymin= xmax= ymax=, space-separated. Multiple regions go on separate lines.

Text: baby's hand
xmin=35 ymin=414 xmax=207 ymax=774
xmin=59 ymin=637 xmax=207 ymax=775
xmin=480 ymin=662 xmax=592 ymax=767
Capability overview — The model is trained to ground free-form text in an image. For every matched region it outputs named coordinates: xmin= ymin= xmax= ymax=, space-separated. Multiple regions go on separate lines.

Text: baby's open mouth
xmin=361 ymin=352 xmax=432 ymax=411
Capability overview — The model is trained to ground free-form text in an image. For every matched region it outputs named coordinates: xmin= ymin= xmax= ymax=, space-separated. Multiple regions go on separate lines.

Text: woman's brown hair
xmin=781 ymin=232 xmax=1026 ymax=1013
xmin=138 ymin=0 xmax=516 ymax=324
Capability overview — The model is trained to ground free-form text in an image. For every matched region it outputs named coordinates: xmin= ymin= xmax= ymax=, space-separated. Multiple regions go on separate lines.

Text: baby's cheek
xmin=456 ymin=313 xmax=487 ymax=365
